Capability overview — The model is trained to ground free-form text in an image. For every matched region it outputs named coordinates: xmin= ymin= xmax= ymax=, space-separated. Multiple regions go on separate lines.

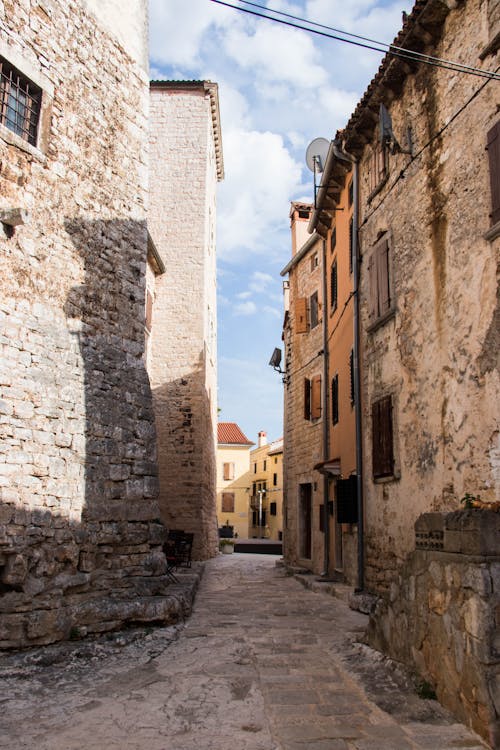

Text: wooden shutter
xmin=296 ymin=297 xmax=308 ymax=333
xmin=311 ymin=375 xmax=322 ymax=419
xmin=330 ymin=260 xmax=338 ymax=311
xmin=223 ymin=462 xmax=234 ymax=480
xmin=304 ymin=378 xmax=311 ymax=420
xmin=487 ymin=122 xmax=500 ymax=225
xmin=349 ymin=350 xmax=355 ymax=404
xmin=372 ymin=396 xmax=394 ymax=478
xmin=221 ymin=492 xmax=235 ymax=513
xmin=331 ymin=374 xmax=339 ymax=424
xmin=377 ymin=239 xmax=391 ymax=315
xmin=367 ymin=253 xmax=377 ymax=320
xmin=349 ymin=218 xmax=354 ymax=273
xmin=336 ymin=475 xmax=358 ymax=523
xmin=310 ymin=291 xmax=319 ymax=328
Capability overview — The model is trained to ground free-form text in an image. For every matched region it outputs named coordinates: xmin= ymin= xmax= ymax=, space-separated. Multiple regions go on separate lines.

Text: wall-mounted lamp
xmin=269 ymin=347 xmax=288 ymax=385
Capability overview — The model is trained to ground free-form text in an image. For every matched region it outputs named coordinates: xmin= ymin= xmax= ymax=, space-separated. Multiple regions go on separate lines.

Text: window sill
xmin=0 ymin=123 xmax=47 ymax=162
xmin=484 ymin=221 xmax=500 ymax=242
xmin=367 ymin=306 xmax=396 ymax=333
xmin=373 ymin=472 xmax=400 ymax=484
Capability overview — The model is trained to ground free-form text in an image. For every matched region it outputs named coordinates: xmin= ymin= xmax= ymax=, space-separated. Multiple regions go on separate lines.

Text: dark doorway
xmin=299 ymin=483 xmax=312 ymax=560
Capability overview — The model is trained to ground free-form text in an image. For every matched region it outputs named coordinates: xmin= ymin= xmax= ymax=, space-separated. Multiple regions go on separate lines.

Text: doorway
xmin=299 ymin=483 xmax=312 ymax=559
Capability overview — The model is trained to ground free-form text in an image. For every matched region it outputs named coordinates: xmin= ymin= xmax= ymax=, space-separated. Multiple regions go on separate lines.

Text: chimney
xmin=258 ymin=430 xmax=267 ymax=448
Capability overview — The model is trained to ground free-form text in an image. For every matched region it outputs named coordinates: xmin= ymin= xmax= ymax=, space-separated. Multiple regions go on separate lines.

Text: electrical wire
xmin=359 ymin=65 xmax=500 ymax=227
xmin=210 ymin=0 xmax=500 ymax=81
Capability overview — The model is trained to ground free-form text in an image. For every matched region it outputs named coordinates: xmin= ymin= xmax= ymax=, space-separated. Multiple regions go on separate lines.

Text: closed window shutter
xmin=221 ymin=492 xmax=235 ymax=512
xmin=304 ymin=378 xmax=311 ymax=420
xmin=223 ymin=462 xmax=234 ymax=480
xmin=367 ymin=254 xmax=377 ymax=320
xmin=330 ymin=260 xmax=338 ymax=311
xmin=349 ymin=350 xmax=355 ymax=404
xmin=372 ymin=396 xmax=394 ymax=478
xmin=311 ymin=375 xmax=322 ymax=419
xmin=377 ymin=239 xmax=391 ymax=314
xmin=296 ymin=297 xmax=308 ymax=333
xmin=487 ymin=122 xmax=500 ymax=225
xmin=331 ymin=374 xmax=339 ymax=424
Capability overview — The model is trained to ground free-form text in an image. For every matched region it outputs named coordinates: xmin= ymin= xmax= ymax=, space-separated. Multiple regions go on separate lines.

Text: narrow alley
xmin=0 ymin=554 xmax=488 ymax=750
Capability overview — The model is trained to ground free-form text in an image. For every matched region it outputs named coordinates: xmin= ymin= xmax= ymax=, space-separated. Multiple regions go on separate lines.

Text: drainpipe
xmin=332 ymin=142 xmax=364 ymax=592
xmin=321 ymin=237 xmax=330 ymax=577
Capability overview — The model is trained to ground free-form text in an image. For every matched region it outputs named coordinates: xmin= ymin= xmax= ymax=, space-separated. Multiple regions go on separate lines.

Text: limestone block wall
xmin=0 ymin=1 xmax=172 ymax=648
xmin=367 ymin=511 xmax=500 ymax=747
xmin=148 ymin=82 xmax=222 ymax=560
xmin=348 ymin=0 xmax=500 ymax=593
xmin=283 ymin=232 xmax=325 ymax=572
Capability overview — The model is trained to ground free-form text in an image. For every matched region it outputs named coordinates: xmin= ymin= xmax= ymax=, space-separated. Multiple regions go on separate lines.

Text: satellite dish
xmin=305 ymin=138 xmax=330 ymax=173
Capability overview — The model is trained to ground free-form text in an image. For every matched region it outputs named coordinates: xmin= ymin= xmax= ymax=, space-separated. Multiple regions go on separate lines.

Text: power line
xmin=210 ymin=0 xmax=500 ymax=81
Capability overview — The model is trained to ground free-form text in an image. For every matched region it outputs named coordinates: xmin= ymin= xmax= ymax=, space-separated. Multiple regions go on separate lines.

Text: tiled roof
xmin=218 ymin=422 xmax=254 ymax=445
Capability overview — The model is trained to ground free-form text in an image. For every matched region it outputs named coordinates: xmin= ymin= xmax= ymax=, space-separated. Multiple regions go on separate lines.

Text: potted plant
xmin=219 ymin=538 xmax=235 ymax=555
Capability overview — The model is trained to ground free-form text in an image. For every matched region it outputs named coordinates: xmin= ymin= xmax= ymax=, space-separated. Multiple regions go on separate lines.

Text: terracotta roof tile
xmin=218 ymin=422 xmax=254 ymax=445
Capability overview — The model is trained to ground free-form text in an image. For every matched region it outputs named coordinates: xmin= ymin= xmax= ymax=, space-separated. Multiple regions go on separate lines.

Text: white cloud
xmin=234 ymin=300 xmax=258 ymax=316
xmin=249 ymin=271 xmax=274 ymax=292
xmin=217 ymin=128 xmax=303 ymax=260
xmin=223 ymin=22 xmax=328 ymax=87
xmin=236 ymin=291 xmax=252 ymax=299
xmin=262 ymin=305 xmax=282 ymax=318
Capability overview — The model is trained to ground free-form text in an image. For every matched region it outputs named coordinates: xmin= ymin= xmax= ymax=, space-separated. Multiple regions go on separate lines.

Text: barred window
xmin=0 ymin=57 xmax=41 ymax=146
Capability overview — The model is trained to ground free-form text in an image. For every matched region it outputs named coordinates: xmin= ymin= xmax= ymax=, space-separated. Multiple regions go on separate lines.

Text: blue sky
xmin=149 ymin=0 xmax=413 ymax=444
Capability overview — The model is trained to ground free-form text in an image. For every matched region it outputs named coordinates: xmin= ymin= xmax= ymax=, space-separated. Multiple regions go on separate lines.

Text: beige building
xmin=250 ymin=432 xmax=284 ymax=541
xmin=0 ymin=0 xmax=173 ymax=647
xmin=148 ymin=80 xmax=224 ymax=560
xmin=216 ymin=422 xmax=254 ymax=539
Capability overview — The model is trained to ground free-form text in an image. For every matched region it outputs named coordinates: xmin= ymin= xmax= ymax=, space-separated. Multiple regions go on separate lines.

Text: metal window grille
xmin=0 ymin=58 xmax=41 ymax=146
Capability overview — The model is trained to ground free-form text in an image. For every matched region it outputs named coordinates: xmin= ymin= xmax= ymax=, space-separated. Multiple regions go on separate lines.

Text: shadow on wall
xmin=0 ymin=219 xmax=174 ymax=649
xmin=152 ymin=348 xmax=219 ymax=561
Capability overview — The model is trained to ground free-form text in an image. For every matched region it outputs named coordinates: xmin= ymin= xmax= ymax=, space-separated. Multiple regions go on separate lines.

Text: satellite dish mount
xmin=305 ymin=138 xmax=330 ymax=208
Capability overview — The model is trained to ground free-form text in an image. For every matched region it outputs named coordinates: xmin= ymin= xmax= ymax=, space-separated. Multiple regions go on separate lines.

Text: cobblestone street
xmin=0 ymin=554 xmax=489 ymax=750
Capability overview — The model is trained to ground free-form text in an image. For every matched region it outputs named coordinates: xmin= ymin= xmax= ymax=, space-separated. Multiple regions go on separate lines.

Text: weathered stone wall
xmin=350 ymin=0 xmax=500 ymax=593
xmin=282 ymin=223 xmax=325 ymax=572
xmin=148 ymin=83 xmax=221 ymax=560
xmin=0 ymin=1 xmax=172 ymax=648
xmin=366 ymin=510 xmax=500 ymax=747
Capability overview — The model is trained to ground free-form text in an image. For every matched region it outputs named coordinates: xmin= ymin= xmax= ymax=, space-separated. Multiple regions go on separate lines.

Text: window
xmin=487 ymin=121 xmax=500 ymax=227
xmin=310 ymin=253 xmax=318 ymax=271
xmin=0 ymin=57 xmax=41 ymax=146
xmin=368 ymin=142 xmax=388 ymax=196
xmin=270 ymin=502 xmax=277 ymax=516
xmin=296 ymin=297 xmax=308 ymax=333
xmin=252 ymin=510 xmax=267 ymax=526
xmin=221 ymin=492 xmax=235 ymax=513
xmin=223 ymin=462 xmax=235 ymax=480
xmin=274 ymin=458 xmax=277 ymax=464
xmin=330 ymin=260 xmax=338 ymax=312
xmin=336 ymin=476 xmax=358 ymax=523
xmin=304 ymin=378 xmax=311 ymax=420
xmin=367 ymin=235 xmax=393 ymax=326
xmin=253 ymin=462 xmax=257 ymax=474
xmin=310 ymin=291 xmax=319 ymax=329
xmin=331 ymin=374 xmax=339 ymax=425
xmin=349 ymin=350 xmax=355 ymax=405
xmin=273 ymin=472 xmax=277 ymax=486
xmin=304 ymin=375 xmax=321 ymax=420
xmin=348 ymin=180 xmax=354 ymax=207
xmin=372 ymin=396 xmax=394 ymax=479
xmin=263 ymin=459 xmax=267 ymax=471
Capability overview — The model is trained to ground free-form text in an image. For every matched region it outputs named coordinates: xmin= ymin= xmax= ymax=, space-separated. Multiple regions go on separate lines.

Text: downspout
xmin=332 ymin=142 xmax=364 ymax=592
xmin=321 ymin=237 xmax=330 ymax=577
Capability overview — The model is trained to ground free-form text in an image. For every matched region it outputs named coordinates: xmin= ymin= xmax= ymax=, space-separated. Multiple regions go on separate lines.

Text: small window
xmin=368 ymin=235 xmax=393 ymax=326
xmin=304 ymin=378 xmax=311 ymax=420
xmin=330 ymin=260 xmax=338 ymax=312
xmin=372 ymin=396 xmax=394 ymax=479
xmin=348 ymin=180 xmax=354 ymax=207
xmin=273 ymin=472 xmax=277 ymax=486
xmin=263 ymin=459 xmax=267 ymax=471
xmin=331 ymin=374 xmax=339 ymax=425
xmin=0 ymin=57 xmax=41 ymax=146
xmin=310 ymin=253 xmax=319 ymax=271
xmin=223 ymin=462 xmax=235 ymax=481
xmin=274 ymin=458 xmax=277 ymax=464
xmin=310 ymin=291 xmax=319 ymax=329
xmin=221 ymin=492 xmax=235 ymax=513
xmin=253 ymin=462 xmax=257 ymax=474
xmin=368 ymin=142 xmax=388 ymax=196
xmin=270 ymin=502 xmax=277 ymax=516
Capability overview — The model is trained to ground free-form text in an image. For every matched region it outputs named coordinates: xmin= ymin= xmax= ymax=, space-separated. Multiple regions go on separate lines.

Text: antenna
xmin=305 ymin=138 xmax=330 ymax=207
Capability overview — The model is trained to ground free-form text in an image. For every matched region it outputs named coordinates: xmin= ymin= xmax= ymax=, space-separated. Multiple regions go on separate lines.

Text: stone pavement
xmin=0 ymin=554 xmax=489 ymax=750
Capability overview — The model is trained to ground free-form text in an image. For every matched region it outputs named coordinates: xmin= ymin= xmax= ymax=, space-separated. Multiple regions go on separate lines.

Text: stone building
xmin=148 ymin=80 xmax=224 ymax=560
xmin=0 ymin=1 xmax=175 ymax=648
xmin=216 ymin=422 xmax=254 ymax=539
xmin=280 ymin=203 xmax=326 ymax=570
xmin=249 ymin=432 xmax=284 ymax=541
